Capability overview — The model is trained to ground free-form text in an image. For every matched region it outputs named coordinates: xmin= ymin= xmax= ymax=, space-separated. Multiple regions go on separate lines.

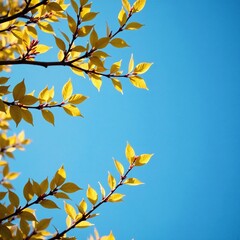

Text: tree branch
xmin=0 ymin=0 xmax=47 ymax=24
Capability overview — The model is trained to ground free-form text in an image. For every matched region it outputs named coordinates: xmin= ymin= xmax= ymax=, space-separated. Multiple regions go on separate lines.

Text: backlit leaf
xmin=135 ymin=153 xmax=153 ymax=166
xmin=124 ymin=177 xmax=143 ymax=185
xmin=87 ymin=185 xmax=98 ymax=205
xmin=108 ymin=172 xmax=116 ymax=190
xmin=111 ymin=78 xmax=123 ymax=94
xmin=64 ymin=202 xmax=77 ymax=219
xmin=78 ymin=199 xmax=87 ymax=214
xmin=98 ymin=182 xmax=106 ymax=198
xmin=133 ymin=0 xmax=146 ymax=12
xmin=90 ymin=28 xmax=98 ymax=47
xmin=36 ymin=44 xmax=52 ymax=54
xmin=125 ymin=143 xmax=135 ymax=164
xmin=95 ymin=37 xmax=110 ymax=49
xmin=114 ymin=159 xmax=124 ymax=176
xmin=134 ymin=62 xmax=153 ymax=74
xmin=118 ymin=8 xmax=127 ymax=26
xmin=62 ymin=79 xmax=73 ymax=101
xmin=54 ymin=166 xmax=66 ymax=186
xmin=82 ymin=12 xmax=98 ymax=21
xmin=129 ymin=75 xmax=148 ymax=89
xmin=108 ymin=193 xmax=125 ymax=202
xmin=63 ymin=104 xmax=82 ymax=117
xmin=128 ymin=54 xmax=134 ymax=73
xmin=89 ymin=73 xmax=102 ymax=91
xmin=21 ymin=109 xmax=33 ymax=126
xmin=75 ymin=221 xmax=93 ymax=228
xmin=122 ymin=0 xmax=131 ymax=12
xmin=68 ymin=94 xmax=87 ymax=104
xmin=54 ymin=192 xmax=70 ymax=200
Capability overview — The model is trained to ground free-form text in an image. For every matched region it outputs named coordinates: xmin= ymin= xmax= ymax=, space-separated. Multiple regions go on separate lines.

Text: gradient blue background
xmin=6 ymin=0 xmax=240 ymax=239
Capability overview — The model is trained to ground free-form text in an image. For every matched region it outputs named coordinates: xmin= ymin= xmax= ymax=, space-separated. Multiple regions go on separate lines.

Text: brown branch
xmin=48 ymin=162 xmax=135 ymax=240
xmin=0 ymin=187 xmax=58 ymax=224
xmin=0 ymin=0 xmax=47 ymax=24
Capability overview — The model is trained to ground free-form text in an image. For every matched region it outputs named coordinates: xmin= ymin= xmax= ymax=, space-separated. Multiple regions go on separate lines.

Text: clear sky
xmin=7 ymin=0 xmax=240 ymax=239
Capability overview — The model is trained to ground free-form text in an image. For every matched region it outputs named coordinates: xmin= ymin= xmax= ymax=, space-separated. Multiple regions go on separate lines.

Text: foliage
xmin=0 ymin=0 xmax=153 ymax=239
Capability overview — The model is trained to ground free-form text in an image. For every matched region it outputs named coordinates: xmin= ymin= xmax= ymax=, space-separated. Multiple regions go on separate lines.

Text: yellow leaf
xmin=82 ymin=12 xmax=98 ymax=21
xmin=129 ymin=75 xmax=148 ymax=89
xmin=110 ymin=38 xmax=129 ymax=48
xmin=98 ymin=182 xmax=106 ymax=198
xmin=78 ymin=25 xmax=93 ymax=37
xmin=21 ymin=108 xmax=34 ymax=126
xmin=63 ymin=104 xmax=82 ymax=117
xmin=75 ymin=221 xmax=94 ymax=228
xmin=71 ymin=66 xmax=85 ymax=77
xmin=125 ymin=143 xmax=135 ymax=164
xmin=124 ymin=177 xmax=143 ymax=186
xmin=9 ymin=190 xmax=19 ymax=207
xmin=128 ymin=54 xmax=134 ymax=73
xmin=23 ymin=179 xmax=34 ymax=202
xmin=71 ymin=45 xmax=86 ymax=52
xmin=67 ymin=14 xmax=77 ymax=33
xmin=122 ymin=0 xmax=131 ymax=12
xmin=101 ymin=231 xmax=115 ymax=240
xmin=0 ymin=77 xmax=9 ymax=84
xmin=66 ymin=215 xmax=71 ymax=228
xmin=80 ymin=0 xmax=88 ymax=6
xmin=125 ymin=22 xmax=144 ymax=30
xmin=0 ymin=192 xmax=7 ymax=200
xmin=32 ymin=180 xmax=41 ymax=196
xmin=118 ymin=8 xmax=127 ymax=26
xmin=60 ymin=182 xmax=82 ymax=193
xmin=54 ymin=192 xmax=70 ymax=199
xmin=90 ymin=28 xmax=98 ymax=47
xmin=38 ymin=86 xmax=49 ymax=103
xmin=64 ymin=202 xmax=77 ymax=220
xmin=58 ymin=50 xmax=64 ymax=61
xmin=114 ymin=159 xmax=124 ymax=176
xmin=95 ymin=37 xmax=110 ymax=49
xmin=40 ymin=177 xmax=49 ymax=194
xmin=87 ymin=185 xmax=98 ymax=205
xmin=27 ymin=26 xmax=37 ymax=38
xmin=111 ymin=78 xmax=123 ymax=94
xmin=42 ymin=110 xmax=55 ymax=125
xmin=36 ymin=44 xmax=52 ymax=54
xmin=62 ymin=79 xmax=73 ymax=100
xmin=5 ymin=172 xmax=20 ymax=180
xmin=13 ymin=80 xmax=26 ymax=100
xmin=68 ymin=94 xmax=87 ymax=104
xmin=135 ymin=153 xmax=153 ymax=166
xmin=108 ymin=172 xmax=116 ymax=190
xmin=36 ymin=218 xmax=52 ymax=231
xmin=78 ymin=199 xmax=87 ymax=214
xmin=10 ymin=106 xmax=22 ymax=126
xmin=133 ymin=0 xmax=146 ymax=12
xmin=21 ymin=95 xmax=38 ymax=105
xmin=71 ymin=0 xmax=79 ymax=14
xmin=54 ymin=36 xmax=66 ymax=51
xmin=89 ymin=73 xmax=102 ymax=91
xmin=54 ymin=166 xmax=66 ymax=186
xmin=108 ymin=193 xmax=125 ymax=202
xmin=40 ymin=199 xmax=59 ymax=209
xmin=38 ymin=22 xmax=54 ymax=34
xmin=21 ymin=209 xmax=37 ymax=221
xmin=134 ymin=62 xmax=153 ymax=74
xmin=110 ymin=60 xmax=122 ymax=73
xmin=47 ymin=2 xmax=63 ymax=11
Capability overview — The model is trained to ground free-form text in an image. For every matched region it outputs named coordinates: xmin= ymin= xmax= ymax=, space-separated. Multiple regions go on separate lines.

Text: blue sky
xmin=6 ymin=0 xmax=240 ymax=239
